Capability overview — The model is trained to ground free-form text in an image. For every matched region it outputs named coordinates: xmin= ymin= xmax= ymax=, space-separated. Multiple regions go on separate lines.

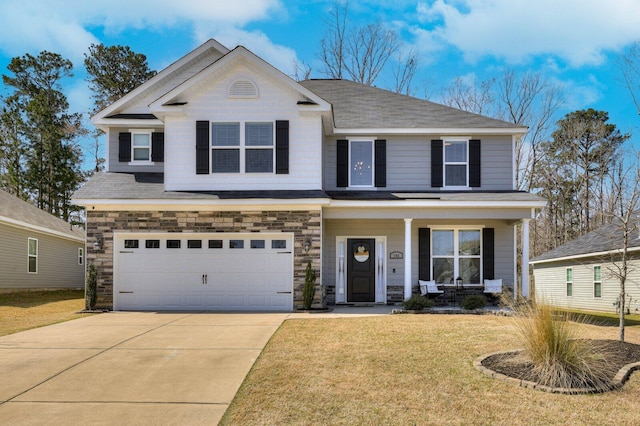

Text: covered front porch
xmin=321 ymin=193 xmax=544 ymax=305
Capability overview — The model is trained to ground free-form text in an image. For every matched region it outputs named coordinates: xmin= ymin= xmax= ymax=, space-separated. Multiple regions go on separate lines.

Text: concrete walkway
xmin=0 ymin=312 xmax=289 ymax=425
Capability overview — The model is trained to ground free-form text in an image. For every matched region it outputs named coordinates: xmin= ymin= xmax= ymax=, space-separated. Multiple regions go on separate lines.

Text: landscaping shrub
xmin=513 ymin=301 xmax=614 ymax=390
xmin=302 ymin=261 xmax=316 ymax=310
xmin=461 ymin=295 xmax=486 ymax=310
xmin=402 ymin=294 xmax=434 ymax=311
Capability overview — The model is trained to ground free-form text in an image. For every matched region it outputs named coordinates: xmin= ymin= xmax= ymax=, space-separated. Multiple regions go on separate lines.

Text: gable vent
xmin=228 ymin=79 xmax=258 ymax=99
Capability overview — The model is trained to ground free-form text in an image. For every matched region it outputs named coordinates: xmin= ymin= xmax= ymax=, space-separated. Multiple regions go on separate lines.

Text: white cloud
xmin=416 ymin=0 xmax=640 ymax=67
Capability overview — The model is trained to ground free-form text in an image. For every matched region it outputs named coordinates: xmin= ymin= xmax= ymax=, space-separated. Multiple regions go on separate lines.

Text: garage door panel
xmin=115 ymin=233 xmax=293 ymax=311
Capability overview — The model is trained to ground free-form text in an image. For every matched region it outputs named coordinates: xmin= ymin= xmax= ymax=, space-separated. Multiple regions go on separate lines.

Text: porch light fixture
xmin=456 ymin=277 xmax=463 ymax=289
xmin=93 ymin=237 xmax=103 ymax=251
xmin=304 ymin=239 xmax=311 ymax=254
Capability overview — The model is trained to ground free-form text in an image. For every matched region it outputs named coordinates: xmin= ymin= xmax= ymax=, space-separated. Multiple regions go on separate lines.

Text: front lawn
xmin=0 ymin=290 xmax=92 ymax=336
xmin=221 ymin=315 xmax=640 ymax=425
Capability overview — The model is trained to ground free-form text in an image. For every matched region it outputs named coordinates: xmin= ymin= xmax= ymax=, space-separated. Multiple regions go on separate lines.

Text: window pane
xmin=208 ymin=240 xmax=223 ymax=249
xmin=133 ymin=147 xmax=150 ymax=161
xmin=246 ymin=149 xmax=273 ymax=173
xmin=567 ymin=282 xmax=573 ymax=297
xmin=212 ymin=149 xmax=240 ymax=173
xmin=145 ymin=240 xmax=160 ymax=249
xmin=124 ymin=240 xmax=139 ymax=249
xmin=246 ymin=122 xmax=273 ymax=146
xmin=230 ymin=240 xmax=244 ymax=249
xmin=188 ymin=240 xmax=202 ymax=249
xmin=166 ymin=240 xmax=181 ymax=249
xmin=28 ymin=239 xmax=37 ymax=256
xmin=566 ymin=268 xmax=573 ymax=282
xmin=594 ymin=282 xmax=602 ymax=298
xmin=272 ymin=240 xmax=286 ymax=249
xmin=433 ymin=258 xmax=454 ymax=284
xmin=459 ymin=230 xmax=480 ymax=255
xmin=459 ymin=258 xmax=480 ymax=284
xmin=251 ymin=240 xmax=265 ymax=249
xmin=212 ymin=123 xmax=240 ymax=146
xmin=445 ymin=141 xmax=467 ymax=162
xmin=594 ymin=266 xmax=601 ymax=281
xmin=432 ymin=230 xmax=454 ymax=256
xmin=445 ymin=165 xmax=467 ymax=186
xmin=350 ymin=141 xmax=373 ymax=186
xmin=28 ymin=257 xmax=37 ymax=273
xmin=133 ymin=133 xmax=150 ymax=147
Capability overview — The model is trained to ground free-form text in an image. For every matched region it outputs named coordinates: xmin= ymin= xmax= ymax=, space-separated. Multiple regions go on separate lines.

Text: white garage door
xmin=114 ymin=233 xmax=293 ymax=311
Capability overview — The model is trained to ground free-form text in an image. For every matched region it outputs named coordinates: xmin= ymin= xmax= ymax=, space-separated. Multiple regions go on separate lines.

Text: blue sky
xmin=1 ymin=0 xmax=640 ymax=162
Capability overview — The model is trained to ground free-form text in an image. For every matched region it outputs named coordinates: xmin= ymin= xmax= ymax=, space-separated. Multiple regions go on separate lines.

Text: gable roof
xmin=0 ymin=189 xmax=84 ymax=242
xmin=531 ymin=218 xmax=640 ymax=264
xmin=299 ymin=79 xmax=526 ymax=134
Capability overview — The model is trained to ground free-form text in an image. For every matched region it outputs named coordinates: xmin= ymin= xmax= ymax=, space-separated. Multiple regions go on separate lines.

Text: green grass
xmin=220 ymin=315 xmax=640 ymax=425
xmin=0 ymin=290 xmax=92 ymax=336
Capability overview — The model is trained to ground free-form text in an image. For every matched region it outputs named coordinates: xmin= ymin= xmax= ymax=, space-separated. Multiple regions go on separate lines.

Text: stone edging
xmin=474 ymin=349 xmax=640 ymax=394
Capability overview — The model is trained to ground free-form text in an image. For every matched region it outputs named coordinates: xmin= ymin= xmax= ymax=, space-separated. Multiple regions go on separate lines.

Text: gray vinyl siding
xmin=323 ymin=218 xmax=515 ymax=303
xmin=323 ymin=136 xmax=514 ymax=191
xmin=0 ymin=223 xmax=84 ymax=290
xmin=107 ymin=127 xmax=164 ymax=173
xmin=534 ymin=256 xmax=640 ymax=313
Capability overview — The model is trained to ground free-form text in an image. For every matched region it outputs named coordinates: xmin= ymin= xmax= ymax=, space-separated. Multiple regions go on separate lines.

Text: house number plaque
xmin=389 ymin=251 xmax=403 ymax=259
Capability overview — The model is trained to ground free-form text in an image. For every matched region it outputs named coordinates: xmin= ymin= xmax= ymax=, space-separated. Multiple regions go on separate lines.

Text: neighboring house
xmin=531 ymin=220 xmax=640 ymax=314
xmin=0 ymin=189 xmax=85 ymax=291
xmin=71 ymin=39 xmax=545 ymax=312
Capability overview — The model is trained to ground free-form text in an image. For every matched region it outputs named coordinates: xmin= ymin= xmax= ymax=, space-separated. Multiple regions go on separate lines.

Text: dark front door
xmin=347 ymin=238 xmax=376 ymax=302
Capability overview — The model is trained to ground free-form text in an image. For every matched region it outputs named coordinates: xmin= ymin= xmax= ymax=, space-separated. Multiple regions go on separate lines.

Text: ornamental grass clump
xmin=513 ymin=301 xmax=614 ymax=390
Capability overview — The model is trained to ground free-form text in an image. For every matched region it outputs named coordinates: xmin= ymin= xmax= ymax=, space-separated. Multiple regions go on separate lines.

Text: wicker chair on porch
xmin=419 ymin=280 xmax=445 ymax=305
xmin=483 ymin=279 xmax=503 ymax=305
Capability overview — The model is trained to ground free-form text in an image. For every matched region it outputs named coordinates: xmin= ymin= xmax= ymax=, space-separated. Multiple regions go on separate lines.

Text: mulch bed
xmin=480 ymin=340 xmax=640 ymax=392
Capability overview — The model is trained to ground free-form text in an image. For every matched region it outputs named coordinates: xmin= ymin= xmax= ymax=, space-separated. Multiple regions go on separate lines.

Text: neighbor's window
xmin=28 ymin=238 xmax=38 ymax=273
xmin=432 ymin=229 xmax=481 ymax=285
xmin=131 ymin=130 xmax=152 ymax=162
xmin=350 ymin=140 xmax=373 ymax=187
xmin=594 ymin=265 xmax=602 ymax=298
xmin=78 ymin=248 xmax=84 ymax=266
xmin=211 ymin=121 xmax=274 ymax=173
xmin=444 ymin=139 xmax=468 ymax=187
xmin=566 ymin=268 xmax=573 ymax=297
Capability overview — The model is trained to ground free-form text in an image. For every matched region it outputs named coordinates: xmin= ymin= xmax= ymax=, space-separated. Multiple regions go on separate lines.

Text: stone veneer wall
xmin=85 ymin=210 xmax=322 ymax=310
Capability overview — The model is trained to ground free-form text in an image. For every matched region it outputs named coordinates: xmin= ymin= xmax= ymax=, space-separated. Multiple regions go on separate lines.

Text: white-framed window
xmin=28 ymin=238 xmax=38 ymax=273
xmin=211 ymin=121 xmax=273 ymax=173
xmin=78 ymin=248 xmax=84 ymax=266
xmin=130 ymin=130 xmax=153 ymax=163
xmin=593 ymin=265 xmax=602 ymax=298
xmin=566 ymin=267 xmax=573 ymax=297
xmin=432 ymin=228 xmax=481 ymax=285
xmin=443 ymin=138 xmax=469 ymax=188
xmin=349 ymin=139 xmax=374 ymax=187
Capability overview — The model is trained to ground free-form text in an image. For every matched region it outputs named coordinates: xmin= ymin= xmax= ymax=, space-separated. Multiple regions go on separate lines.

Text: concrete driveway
xmin=0 ymin=312 xmax=287 ymax=425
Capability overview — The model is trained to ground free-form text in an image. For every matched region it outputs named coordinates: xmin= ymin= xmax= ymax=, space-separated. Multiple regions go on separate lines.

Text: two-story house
xmin=72 ymin=39 xmax=545 ymax=311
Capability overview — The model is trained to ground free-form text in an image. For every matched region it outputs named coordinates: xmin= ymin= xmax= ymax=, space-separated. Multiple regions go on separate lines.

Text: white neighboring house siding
xmin=534 ymin=258 xmax=640 ymax=313
xmin=0 ymin=222 xmax=84 ymax=290
xmin=164 ymin=65 xmax=323 ymax=191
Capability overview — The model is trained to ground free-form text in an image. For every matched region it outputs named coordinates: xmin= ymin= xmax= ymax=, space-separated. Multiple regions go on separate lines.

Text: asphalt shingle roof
xmin=0 ymin=189 xmax=84 ymax=240
xmin=299 ymin=79 xmax=522 ymax=130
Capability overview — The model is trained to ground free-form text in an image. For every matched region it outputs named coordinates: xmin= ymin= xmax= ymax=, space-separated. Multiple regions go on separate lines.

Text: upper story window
xmin=211 ymin=122 xmax=273 ymax=173
xmin=444 ymin=140 xmax=468 ymax=187
xmin=131 ymin=130 xmax=152 ymax=163
xmin=350 ymin=140 xmax=374 ymax=187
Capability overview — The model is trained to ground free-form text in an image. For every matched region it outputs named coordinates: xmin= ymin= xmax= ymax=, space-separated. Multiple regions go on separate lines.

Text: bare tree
xmin=619 ymin=41 xmax=640 ymax=114
xmin=292 ymin=59 xmax=312 ymax=82
xmin=392 ymin=50 xmax=418 ymax=96
xmin=320 ymin=1 xmax=348 ymax=80
xmin=441 ymin=76 xmax=495 ymax=115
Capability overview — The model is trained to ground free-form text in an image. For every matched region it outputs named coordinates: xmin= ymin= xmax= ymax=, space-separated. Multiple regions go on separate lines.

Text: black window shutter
xmin=469 ymin=139 xmax=481 ymax=187
xmin=151 ymin=132 xmax=164 ymax=162
xmin=483 ymin=228 xmax=495 ymax=280
xmin=196 ymin=121 xmax=209 ymax=174
xmin=418 ymin=228 xmax=431 ymax=281
xmin=431 ymin=140 xmax=443 ymax=188
xmin=337 ymin=139 xmax=348 ymax=187
xmin=118 ymin=132 xmax=131 ymax=162
xmin=375 ymin=139 xmax=386 ymax=187
xmin=275 ymin=120 xmax=289 ymax=174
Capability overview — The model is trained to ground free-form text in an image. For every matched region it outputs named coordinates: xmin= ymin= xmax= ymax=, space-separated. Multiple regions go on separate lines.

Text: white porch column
xmin=404 ymin=218 xmax=413 ymax=300
xmin=521 ymin=218 xmax=531 ymax=298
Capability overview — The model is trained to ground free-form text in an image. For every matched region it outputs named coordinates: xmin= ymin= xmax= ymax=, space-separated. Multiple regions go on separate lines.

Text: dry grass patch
xmin=0 ymin=290 xmax=92 ymax=336
xmin=221 ymin=315 xmax=640 ymax=425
